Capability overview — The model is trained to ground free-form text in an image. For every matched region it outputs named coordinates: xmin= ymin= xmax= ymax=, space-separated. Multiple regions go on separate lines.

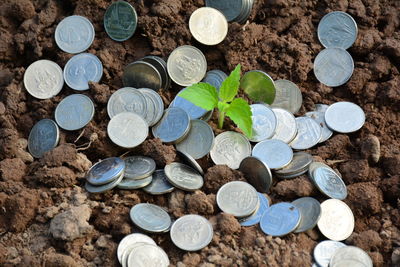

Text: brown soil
xmin=0 ymin=0 xmax=399 ymax=266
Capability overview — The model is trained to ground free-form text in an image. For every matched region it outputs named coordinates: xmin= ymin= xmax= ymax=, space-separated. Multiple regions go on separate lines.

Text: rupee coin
xmin=289 ymin=117 xmax=322 ymax=150
xmin=271 ymin=108 xmax=298 ymax=143
xmin=86 ymin=157 xmax=125 ymax=185
xmin=250 ymin=104 xmax=277 ymax=142
xmin=292 ymin=197 xmax=321 ymax=233
xmin=252 ymin=139 xmax=293 ymax=169
xmin=127 ymin=243 xmax=169 ymax=267
xmin=123 ymin=156 xmax=156 ymax=180
xmin=329 ymin=246 xmax=372 ymax=267
xmin=313 ymin=240 xmax=347 ymax=267
xmin=324 ymin=102 xmax=365 ymax=133
xmin=117 ymin=233 xmax=156 ymax=263
xmin=143 ymin=170 xmax=175 ymax=195
xmin=107 ymin=87 xmax=148 ymax=119
xmin=152 ymin=107 xmax=191 ymax=144
xmin=164 ymin=162 xmax=203 ymax=191
xmin=130 ymin=203 xmax=171 ymax=233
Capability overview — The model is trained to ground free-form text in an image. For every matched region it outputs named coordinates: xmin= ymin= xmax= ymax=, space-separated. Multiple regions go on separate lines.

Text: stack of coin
xmin=117 ymin=156 xmax=156 ymax=190
xmin=329 ymin=246 xmax=373 ymax=267
xmin=274 ymin=152 xmax=313 ymax=179
xmin=130 ymin=203 xmax=172 ymax=233
xmin=313 ymin=240 xmax=347 ymax=267
xmin=291 ymin=197 xmax=321 ymax=233
xmin=239 ymin=192 xmax=270 ymax=226
xmin=85 ymin=157 xmax=125 ymax=193
xmin=205 ymin=0 xmax=254 ymax=24
xmin=143 ymin=169 xmax=175 ymax=195
xmin=201 ymin=69 xmax=227 ymax=91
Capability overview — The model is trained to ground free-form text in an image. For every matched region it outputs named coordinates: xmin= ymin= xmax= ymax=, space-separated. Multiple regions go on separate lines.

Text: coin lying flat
xmin=64 ymin=53 xmax=103 ymax=91
xmin=152 ymin=107 xmax=191 ymax=144
xmin=260 ymin=202 xmax=301 ymax=236
xmin=138 ymin=88 xmax=164 ymax=126
xmin=28 ymin=119 xmax=60 ymax=158
xmin=324 ymin=102 xmax=365 ymax=133
xmin=318 ymin=11 xmax=358 ymax=50
xmin=202 ymin=70 xmax=227 ymax=90
xmin=271 ymin=108 xmax=297 ymax=143
xmin=104 ymin=1 xmax=137 ymax=42
xmin=329 ymin=246 xmax=372 ymax=267
xmin=130 ymin=203 xmax=171 ymax=233
xmin=240 ymin=193 xmax=270 ymax=227
xmin=143 ymin=170 xmax=175 ymax=195
xmin=123 ymin=156 xmax=156 ymax=180
xmin=177 ymin=150 xmax=204 ymax=175
xmin=24 ymin=60 xmax=64 ymax=99
xmin=240 ymin=70 xmax=276 ymax=104
xmin=250 ymin=104 xmax=277 ymax=142
xmin=55 ymin=94 xmax=95 ymax=131
xmin=123 ymin=61 xmax=163 ymax=91
xmin=274 ymin=152 xmax=313 ymax=178
xmin=171 ymin=88 xmax=208 ymax=119
xmin=311 ymin=164 xmax=347 ymax=200
xmin=55 ymin=15 xmax=94 ymax=54
xmin=107 ymin=112 xmax=148 ymax=148
xmin=85 ymin=172 xmax=124 ymax=193
xmin=170 ymin=214 xmax=213 ymax=251
xmin=314 ymin=240 xmax=347 ymax=267
xmin=318 ymin=199 xmax=354 ymax=241
xmin=271 ymin=79 xmax=303 ymax=114
xmin=290 ymin=117 xmax=322 ymax=150
xmin=239 ymin=156 xmax=273 ymax=193
xmin=117 ymin=176 xmax=153 ymax=189
xmin=86 ymin=157 xmax=125 ymax=185
xmin=314 ymin=48 xmax=354 ymax=87
xmin=127 ymin=243 xmax=170 ymax=267
xmin=117 ymin=233 xmax=156 ymax=263
xmin=107 ymin=87 xmax=148 ymax=119
xmin=164 ymin=163 xmax=203 ymax=191
xmin=292 ymin=197 xmax=321 ymax=233
xmin=252 ymin=139 xmax=293 ymax=170
xmin=305 ymin=110 xmax=333 ymax=143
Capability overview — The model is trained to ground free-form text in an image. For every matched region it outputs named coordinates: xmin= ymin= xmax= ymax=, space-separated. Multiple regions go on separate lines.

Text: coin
xmin=240 ymin=193 xmax=270 ymax=227
xmin=315 ymin=103 xmax=329 ymax=112
xmin=63 ymin=53 xmax=103 ymax=91
xmin=85 ymin=171 xmax=124 ymax=193
xmin=107 ymin=112 xmax=148 ymax=148
xmin=305 ymin=111 xmax=333 ymax=143
xmin=324 ymin=102 xmax=365 ymax=133
xmin=249 ymin=104 xmax=277 ymax=142
xmin=117 ymin=233 xmax=156 ymax=263
xmin=127 ymin=243 xmax=170 ymax=267
xmin=23 ymin=60 xmax=64 ymax=99
xmin=121 ymin=242 xmax=148 ymax=267
xmin=123 ymin=156 xmax=156 ymax=180
xmin=318 ymin=199 xmax=354 ymax=241
xmin=239 ymin=156 xmax=273 ymax=193
xmin=292 ymin=197 xmax=321 ymax=233
xmin=86 ymin=157 xmax=125 ymax=185
xmin=141 ymin=56 xmax=170 ymax=90
xmin=311 ymin=164 xmax=347 ymax=200
xmin=28 ymin=119 xmax=60 ymax=158
xmin=107 ymin=87 xmax=148 ymax=119
xmin=152 ymin=107 xmax=191 ymax=144
xmin=170 ymin=214 xmax=213 ymax=251
xmin=252 ymin=139 xmax=293 ymax=170
xmin=271 ymin=79 xmax=303 ymax=114
xmin=205 ymin=0 xmax=243 ymax=21
xmin=329 ymin=246 xmax=372 ymax=267
xmin=210 ymin=131 xmax=251 ymax=169
xmin=235 ymin=0 xmax=253 ymax=24
xmin=260 ymin=202 xmax=301 ymax=236
xmin=240 ymin=70 xmax=276 ymax=104
xmin=289 ymin=117 xmax=322 ymax=150
xmin=177 ymin=150 xmax=204 ymax=175
xmin=54 ymin=94 xmax=95 ymax=131
xmin=167 ymin=45 xmax=207 ymax=86
xmin=314 ymin=48 xmax=354 ymax=87
xmin=138 ymin=88 xmax=164 ymax=126
xmin=176 ymin=120 xmax=214 ymax=159
xmin=202 ymin=70 xmax=227 ymax=91
xmin=171 ymin=88 xmax=208 ymax=119
xmin=55 ymin=15 xmax=95 ymax=54
xmin=318 ymin=11 xmax=358 ymax=50
xmin=117 ymin=176 xmax=153 ymax=189
xmin=130 ymin=203 xmax=171 ymax=233
xmin=314 ymin=240 xmax=347 ymax=267
xmin=271 ymin=108 xmax=297 ymax=143
xmin=123 ymin=61 xmax=163 ymax=91
xmin=104 ymin=1 xmax=137 ymax=42
xmin=200 ymin=109 xmax=213 ymax=122
xmin=274 ymin=152 xmax=313 ymax=178
xmin=164 ymin=163 xmax=203 ymax=191
xmin=216 ymin=181 xmax=259 ymax=218
xmin=143 ymin=170 xmax=175 ymax=195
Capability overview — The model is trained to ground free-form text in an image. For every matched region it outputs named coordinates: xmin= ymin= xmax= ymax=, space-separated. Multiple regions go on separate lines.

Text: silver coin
xmin=141 ymin=56 xmax=170 ymax=90
xmin=239 ymin=156 xmax=273 ymax=193
xmin=117 ymin=233 xmax=156 ymax=264
xmin=121 ymin=242 xmax=148 ymax=267
xmin=205 ymin=0 xmax=243 ymax=22
xmin=130 ymin=203 xmax=171 ymax=233
xmin=63 ymin=53 xmax=103 ymax=91
xmin=314 ymin=240 xmax=347 ymax=267
xmin=55 ymin=15 xmax=95 ymax=54
xmin=23 ymin=60 xmax=64 ymax=99
xmin=314 ymin=48 xmax=354 ymax=87
xmin=250 ymin=104 xmax=277 ymax=142
xmin=107 ymin=112 xmax=148 ymax=148
xmin=127 ymin=243 xmax=170 ymax=267
xmin=210 ymin=131 xmax=251 ymax=169
xmin=202 ymin=70 xmax=227 ymax=91
xmin=164 ymin=163 xmax=203 ymax=191
xmin=312 ymin=165 xmax=347 ymax=200
xmin=271 ymin=108 xmax=298 ymax=143
xmin=152 ymin=107 xmax=191 ymax=144
xmin=170 ymin=214 xmax=213 ymax=251
xmin=167 ymin=45 xmax=207 ymax=86
xmin=177 ymin=150 xmax=204 ymax=175
xmin=86 ymin=157 xmax=125 ymax=185
xmin=176 ymin=120 xmax=214 ymax=159
xmin=329 ymin=246 xmax=372 ymax=267
xmin=123 ymin=60 xmax=163 ymax=91
xmin=271 ymin=79 xmax=303 ymax=114
xmin=324 ymin=102 xmax=365 ymax=133
xmin=292 ymin=197 xmax=321 ymax=233
xmin=107 ymin=87 xmax=148 ymax=119
xmin=252 ymin=139 xmax=293 ymax=170
xmin=305 ymin=111 xmax=333 ymax=143
xmin=274 ymin=152 xmax=313 ymax=177
xmin=137 ymin=89 xmax=155 ymax=125
xmin=124 ymin=156 xmax=156 ymax=180
xmin=171 ymin=88 xmax=208 ymax=119
xmin=200 ymin=109 xmax=213 ymax=122
xmin=85 ymin=171 xmax=124 ymax=193
xmin=28 ymin=119 xmax=60 ymax=158
xmin=138 ymin=88 xmax=164 ymax=126
xmin=289 ymin=117 xmax=322 ymax=150
xmin=216 ymin=181 xmax=259 ymax=218
xmin=143 ymin=170 xmax=175 ymax=195
xmin=318 ymin=11 xmax=358 ymax=50
xmin=240 ymin=193 xmax=270 ymax=227
xmin=315 ymin=104 xmax=329 ymax=112
xmin=54 ymin=94 xmax=94 ymax=131
xmin=117 ymin=176 xmax=153 ymax=189
xmin=260 ymin=202 xmax=301 ymax=236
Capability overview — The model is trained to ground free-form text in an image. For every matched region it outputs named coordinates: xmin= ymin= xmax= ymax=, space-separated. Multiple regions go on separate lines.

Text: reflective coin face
xmin=121 ymin=243 xmax=149 ymax=267
xmin=324 ymin=102 xmax=365 ymax=133
xmin=314 ymin=240 xmax=347 ymax=267
xmin=130 ymin=203 xmax=171 ymax=233
xmin=171 ymin=88 xmax=207 ymax=119
xmin=305 ymin=110 xmax=333 ymax=143
xmin=64 ymin=53 xmax=103 ymax=91
xmin=274 ymin=152 xmax=313 ymax=178
xmin=314 ymin=48 xmax=354 ymax=87
xmin=138 ymin=88 xmax=164 ymax=126
xmin=55 ymin=94 xmax=95 ymax=131
xmin=250 ymin=104 xmax=277 ymax=142
xmin=123 ymin=61 xmax=163 ymax=91
xmin=289 ymin=117 xmax=322 ymax=150
xmin=117 ymin=175 xmax=153 ymax=189
xmin=260 ymin=202 xmax=301 ymax=236
xmin=205 ymin=0 xmax=242 ymax=21
xmin=28 ymin=119 xmax=60 ymax=158
xmin=124 ymin=156 xmax=156 ymax=180
xmin=107 ymin=87 xmax=148 ymax=119
xmin=85 ymin=171 xmax=124 ymax=193
xmin=143 ymin=170 xmax=175 ymax=195
xmin=292 ymin=197 xmax=321 ymax=233
xmin=24 ymin=60 xmax=64 ymax=99
xmin=318 ymin=11 xmax=358 ymax=50
xmin=55 ymin=15 xmax=95 ymax=54
xmin=271 ymin=79 xmax=303 ymax=114
xmin=271 ymin=108 xmax=298 ymax=143
xmin=240 ymin=71 xmax=276 ymax=104
xmin=329 ymin=246 xmax=373 ymax=267
xmin=252 ymin=139 xmax=293 ymax=169
xmin=117 ymin=233 xmax=156 ymax=263
xmin=152 ymin=107 xmax=191 ymax=144
xmin=239 ymin=156 xmax=273 ymax=193
xmin=312 ymin=165 xmax=347 ymax=200
xmin=164 ymin=163 xmax=203 ymax=191
xmin=170 ymin=214 xmax=213 ymax=251
xmin=177 ymin=150 xmax=204 ymax=175
xmin=104 ymin=1 xmax=137 ymax=42
xmin=240 ymin=193 xmax=270 ymax=227
xmin=86 ymin=157 xmax=125 ymax=185
xmin=127 ymin=243 xmax=170 ymax=267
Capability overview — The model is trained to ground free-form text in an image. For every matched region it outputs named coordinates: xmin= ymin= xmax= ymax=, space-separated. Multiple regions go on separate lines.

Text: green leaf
xmin=178 ymin=83 xmax=218 ymax=111
xmin=225 ymin=98 xmax=253 ymax=138
xmin=219 ymin=64 xmax=241 ymax=102
xmin=217 ymin=101 xmax=229 ymax=113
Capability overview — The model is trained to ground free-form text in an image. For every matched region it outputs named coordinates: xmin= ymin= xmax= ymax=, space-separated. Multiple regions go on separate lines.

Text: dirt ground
xmin=0 ymin=0 xmax=399 ymax=266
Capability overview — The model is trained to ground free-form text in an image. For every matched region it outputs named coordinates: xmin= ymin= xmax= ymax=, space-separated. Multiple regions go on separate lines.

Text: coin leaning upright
xmin=164 ymin=162 xmax=203 ymax=191
xmin=28 ymin=119 xmax=60 ymax=158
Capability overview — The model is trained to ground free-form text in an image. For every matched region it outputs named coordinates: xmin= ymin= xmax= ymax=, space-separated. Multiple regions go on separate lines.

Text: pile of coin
xmin=205 ymin=0 xmax=254 ymax=24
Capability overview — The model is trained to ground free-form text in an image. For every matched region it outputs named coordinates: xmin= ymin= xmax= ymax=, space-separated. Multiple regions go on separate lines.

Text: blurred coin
xmin=127 ymin=243 xmax=169 ymax=267
xmin=314 ymin=48 xmax=354 ymax=87
xmin=85 ymin=171 xmax=124 ymax=193
xmin=107 ymin=87 xmax=147 ymax=119
xmin=165 ymin=162 xmax=203 ymax=191
xmin=117 ymin=175 xmax=152 ymax=189
xmin=290 ymin=117 xmax=322 ymax=150
xmin=104 ymin=1 xmax=137 ymax=42
xmin=167 ymin=45 xmax=207 ymax=86
xmin=274 ymin=152 xmax=313 ymax=177
xmin=120 ymin=242 xmax=148 ymax=267
xmin=152 ymin=107 xmax=191 ymax=144
xmin=143 ymin=170 xmax=175 ymax=195
xmin=271 ymin=108 xmax=297 ymax=143
xmin=124 ymin=156 xmax=156 ymax=180
xmin=292 ymin=197 xmax=321 ymax=233
xmin=315 ymin=103 xmax=329 ymax=112
xmin=108 ymin=112 xmax=148 ymax=148
xmin=171 ymin=88 xmax=208 ymax=119
xmin=170 ymin=214 xmax=213 ymax=251
xmin=205 ymin=0 xmax=243 ymax=21
xmin=260 ymin=202 xmax=301 ymax=236
xmin=329 ymin=246 xmax=372 ymax=267
xmin=123 ymin=61 xmax=163 ymax=90
xmin=64 ymin=53 xmax=103 ymax=91
xmin=117 ymin=233 xmax=156 ymax=263
xmin=239 ymin=156 xmax=273 ymax=193
xmin=240 ymin=193 xmax=270 ymax=226
xmin=86 ymin=157 xmax=125 ymax=185
xmin=130 ymin=203 xmax=171 ymax=233
xmin=312 ymin=164 xmax=347 ymax=200
xmin=318 ymin=11 xmax=358 ymax=50
xmin=28 ymin=119 xmax=60 ymax=158
xmin=305 ymin=111 xmax=333 ymax=143
xmin=138 ymin=88 xmax=164 ymax=126
xmin=252 ymin=139 xmax=293 ymax=169
xmin=240 ymin=70 xmax=276 ymax=104
xmin=324 ymin=102 xmax=365 ymax=133
xmin=314 ymin=240 xmax=347 ymax=267
xmin=202 ymin=70 xmax=227 ymax=91
xmin=210 ymin=131 xmax=251 ymax=169
xmin=55 ymin=94 xmax=94 ymax=131
xmin=200 ymin=109 xmax=213 ymax=122
xmin=318 ymin=199 xmax=354 ymax=241
xmin=141 ymin=56 xmax=170 ymax=90
xmin=177 ymin=150 xmax=204 ymax=175
xmin=271 ymin=79 xmax=302 ymax=114
xmin=55 ymin=15 xmax=94 ymax=54
xmin=237 ymin=0 xmax=254 ymax=24
xmin=24 ymin=60 xmax=64 ymax=99
xmin=250 ymin=104 xmax=277 ymax=142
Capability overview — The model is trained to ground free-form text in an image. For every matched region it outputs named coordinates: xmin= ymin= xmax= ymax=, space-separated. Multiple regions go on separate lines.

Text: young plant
xmin=179 ymin=64 xmax=253 ymax=138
